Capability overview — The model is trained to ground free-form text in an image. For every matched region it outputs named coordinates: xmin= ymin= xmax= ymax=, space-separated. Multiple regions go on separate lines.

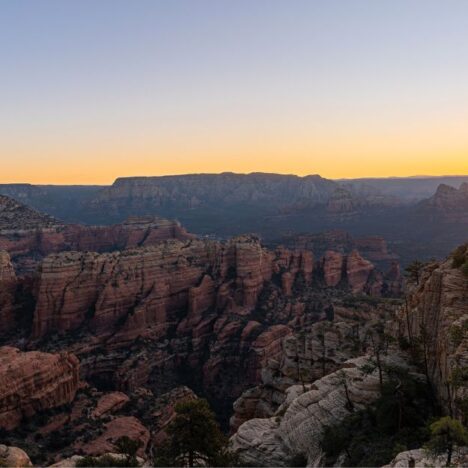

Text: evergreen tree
xmin=114 ymin=436 xmax=141 ymax=466
xmin=154 ymin=399 xmax=235 ymax=467
xmin=404 ymin=260 xmax=425 ymax=284
xmin=425 ymin=416 xmax=468 ymax=466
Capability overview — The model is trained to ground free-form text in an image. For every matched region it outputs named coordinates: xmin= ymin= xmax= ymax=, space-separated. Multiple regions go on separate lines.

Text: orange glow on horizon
xmin=2 ymin=112 xmax=468 ymax=184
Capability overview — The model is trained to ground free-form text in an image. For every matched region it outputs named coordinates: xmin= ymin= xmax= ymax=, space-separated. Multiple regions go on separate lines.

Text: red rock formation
xmin=345 ymin=250 xmax=374 ymax=293
xmin=32 ymin=240 xmax=218 ymax=338
xmin=353 ymin=236 xmax=398 ymax=263
xmin=28 ymin=236 xmax=319 ymax=405
xmin=81 ymin=416 xmax=149 ymax=457
xmin=0 ymin=213 xmax=194 ymax=274
xmin=384 ymin=261 xmax=403 ymax=296
xmin=322 ymin=250 xmax=344 ymax=287
xmin=92 ymin=391 xmax=130 ymax=418
xmin=283 ymin=230 xmax=398 ymax=269
xmin=0 ymin=347 xmax=80 ymax=430
xmin=32 ymin=236 xmax=311 ymax=340
xmin=0 ymin=251 xmax=16 ymax=334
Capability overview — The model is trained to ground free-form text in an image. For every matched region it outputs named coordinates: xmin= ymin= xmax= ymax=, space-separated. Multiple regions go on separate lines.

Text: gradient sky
xmin=1 ymin=0 xmax=468 ymax=184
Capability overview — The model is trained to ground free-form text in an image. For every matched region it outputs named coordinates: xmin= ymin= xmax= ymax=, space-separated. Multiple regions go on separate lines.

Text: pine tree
xmin=154 ymin=399 xmax=236 ymax=467
xmin=425 ymin=416 xmax=468 ymax=466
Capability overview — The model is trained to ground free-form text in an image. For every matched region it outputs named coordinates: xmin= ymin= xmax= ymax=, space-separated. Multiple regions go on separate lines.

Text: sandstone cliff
xmin=0 ymin=347 xmax=80 ymax=430
xmin=0 ymin=210 xmax=193 ymax=274
xmin=395 ymin=248 xmax=468 ymax=421
xmin=0 ymin=251 xmax=16 ymax=334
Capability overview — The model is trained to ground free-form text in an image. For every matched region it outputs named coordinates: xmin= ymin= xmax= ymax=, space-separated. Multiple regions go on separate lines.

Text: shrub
xmin=288 ymin=453 xmax=308 ymax=467
xmin=452 ymin=245 xmax=467 ymax=268
xmin=76 ymin=454 xmax=139 ymax=467
xmin=462 ymin=261 xmax=468 ymax=277
xmin=425 ymin=416 xmax=468 ymax=466
xmin=449 ymin=325 xmax=464 ymax=347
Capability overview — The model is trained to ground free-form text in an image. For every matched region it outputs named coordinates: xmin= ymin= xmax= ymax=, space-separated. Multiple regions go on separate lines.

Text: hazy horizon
xmin=1 ymin=171 xmax=468 ymax=187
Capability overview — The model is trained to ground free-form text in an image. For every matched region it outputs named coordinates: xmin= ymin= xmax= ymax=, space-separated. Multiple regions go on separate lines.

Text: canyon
xmin=0 ymin=192 xmax=466 ymax=467
xmin=2 ymin=173 xmax=468 ymax=267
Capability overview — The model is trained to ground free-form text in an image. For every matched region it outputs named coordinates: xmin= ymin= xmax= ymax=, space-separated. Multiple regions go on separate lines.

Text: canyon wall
xmin=0 ymin=347 xmax=80 ymax=430
xmin=395 ymin=248 xmax=468 ymax=420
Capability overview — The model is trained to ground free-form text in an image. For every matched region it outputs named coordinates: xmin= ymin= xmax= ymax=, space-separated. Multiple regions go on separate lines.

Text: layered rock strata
xmin=230 ymin=354 xmax=416 ymax=467
xmin=0 ymin=347 xmax=80 ymax=430
xmin=395 ymin=252 xmax=468 ymax=420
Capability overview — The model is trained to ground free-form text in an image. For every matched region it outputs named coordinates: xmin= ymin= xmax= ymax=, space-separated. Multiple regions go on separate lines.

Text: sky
xmin=1 ymin=0 xmax=468 ymax=184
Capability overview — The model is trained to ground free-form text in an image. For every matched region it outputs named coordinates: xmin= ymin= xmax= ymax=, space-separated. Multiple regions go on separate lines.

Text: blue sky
xmin=1 ymin=1 xmax=468 ymax=183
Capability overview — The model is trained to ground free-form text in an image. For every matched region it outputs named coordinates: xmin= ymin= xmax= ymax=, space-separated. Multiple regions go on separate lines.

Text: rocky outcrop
xmin=395 ymin=252 xmax=468 ymax=420
xmin=91 ymin=391 xmax=130 ymax=418
xmin=320 ymin=248 xmax=400 ymax=295
xmin=81 ymin=416 xmax=149 ymax=457
xmin=383 ymin=447 xmax=468 ymax=467
xmin=231 ymin=320 xmax=352 ymax=432
xmin=354 ymin=236 xmax=399 ymax=263
xmin=322 ymin=250 xmax=344 ymax=287
xmin=0 ymin=195 xmax=58 ymax=232
xmin=230 ymin=354 xmax=415 ymax=467
xmin=0 ymin=251 xmax=17 ymax=334
xmin=0 ymin=444 xmax=32 ymax=467
xmin=32 ymin=237 xmax=267 ymax=338
xmin=230 ymin=300 xmax=394 ymax=432
xmin=384 ymin=261 xmax=403 ymax=296
xmin=30 ymin=236 xmax=314 ymax=340
xmin=0 ymin=347 xmax=80 ymax=430
xmin=346 ymin=249 xmax=374 ymax=293
xmin=29 ymin=236 xmax=316 ymax=403
xmin=0 ymin=208 xmax=193 ymax=274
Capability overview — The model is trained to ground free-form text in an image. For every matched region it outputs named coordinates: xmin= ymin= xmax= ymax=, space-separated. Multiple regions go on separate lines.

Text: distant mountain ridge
xmin=0 ymin=173 xmax=467 ymax=265
xmin=417 ymin=182 xmax=468 ymax=221
xmin=1 ymin=173 xmax=468 ymax=224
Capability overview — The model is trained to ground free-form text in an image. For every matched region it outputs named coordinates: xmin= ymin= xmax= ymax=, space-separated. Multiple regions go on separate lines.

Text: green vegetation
xmin=341 ymin=294 xmax=383 ymax=308
xmin=76 ymin=454 xmax=138 ymax=467
xmin=452 ymin=244 xmax=468 ymax=277
xmin=452 ymin=245 xmax=467 ymax=268
xmin=462 ymin=262 xmax=468 ymax=277
xmin=154 ymin=399 xmax=237 ymax=467
xmin=425 ymin=416 xmax=468 ymax=466
xmin=321 ymin=369 xmax=434 ymax=467
xmin=450 ymin=325 xmax=464 ymax=347
xmin=114 ymin=436 xmax=142 ymax=466
xmin=404 ymin=260 xmax=426 ymax=284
